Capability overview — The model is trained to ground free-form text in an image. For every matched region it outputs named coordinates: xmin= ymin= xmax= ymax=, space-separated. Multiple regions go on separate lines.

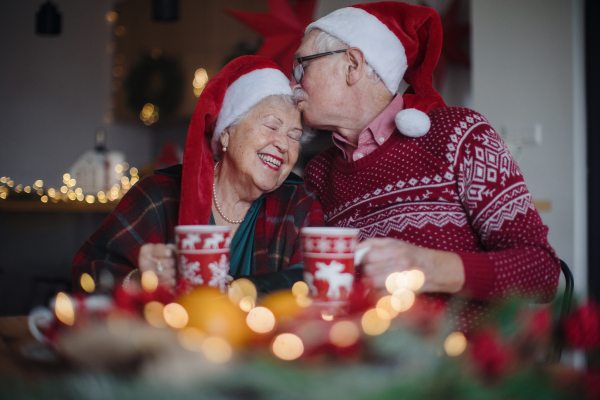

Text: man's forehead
xmin=294 ymin=30 xmax=319 ymax=58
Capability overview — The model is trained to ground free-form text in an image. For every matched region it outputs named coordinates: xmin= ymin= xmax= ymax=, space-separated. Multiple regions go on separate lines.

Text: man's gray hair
xmin=226 ymin=94 xmax=315 ymax=146
xmin=312 ymin=30 xmax=382 ymax=84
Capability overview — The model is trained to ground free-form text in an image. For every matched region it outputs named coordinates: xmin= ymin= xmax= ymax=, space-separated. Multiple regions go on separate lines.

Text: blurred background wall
xmin=0 ymin=0 xmax=588 ymax=314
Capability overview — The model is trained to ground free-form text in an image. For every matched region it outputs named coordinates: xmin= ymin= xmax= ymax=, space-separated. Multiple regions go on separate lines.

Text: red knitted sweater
xmin=304 ymin=107 xmax=561 ymax=330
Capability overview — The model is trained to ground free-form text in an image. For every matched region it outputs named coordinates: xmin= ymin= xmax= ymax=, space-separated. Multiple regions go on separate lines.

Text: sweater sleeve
xmin=71 ymin=173 xmax=180 ymax=294
xmin=453 ymin=115 xmax=560 ymax=303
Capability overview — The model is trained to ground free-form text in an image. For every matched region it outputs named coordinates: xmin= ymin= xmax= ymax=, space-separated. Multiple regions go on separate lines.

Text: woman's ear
xmin=345 ymin=48 xmax=366 ymax=86
xmin=220 ymin=129 xmax=230 ymax=149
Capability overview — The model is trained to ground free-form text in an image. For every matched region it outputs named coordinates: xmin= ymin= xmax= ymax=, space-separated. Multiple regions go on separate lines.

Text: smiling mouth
xmin=258 ymin=153 xmax=282 ymax=170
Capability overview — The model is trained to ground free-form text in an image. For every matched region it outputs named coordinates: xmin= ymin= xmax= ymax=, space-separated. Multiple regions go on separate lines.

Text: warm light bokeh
xmin=329 ymin=320 xmax=360 ymax=347
xmin=246 ymin=306 xmax=275 ymax=333
xmin=80 ymin=273 xmax=95 ymax=293
xmin=272 ymin=333 xmax=304 ymax=360
xmin=385 ymin=272 xmax=402 ymax=293
xmin=144 ymin=301 xmax=166 ymax=328
xmin=55 ymin=292 xmax=75 ymax=326
xmin=376 ymin=295 xmax=400 ymax=319
xmin=361 ymin=308 xmax=390 ymax=336
xmin=164 ymin=303 xmax=189 ymax=329
xmin=391 ymin=288 xmax=415 ymax=312
xmin=202 ymin=336 xmax=232 ymax=364
xmin=141 ymin=270 xmax=158 ymax=293
xmin=178 ymin=327 xmax=205 ymax=352
xmin=228 ymin=278 xmax=257 ymax=307
xmin=444 ymin=332 xmax=467 ymax=357
xmin=292 ymin=281 xmax=309 ymax=297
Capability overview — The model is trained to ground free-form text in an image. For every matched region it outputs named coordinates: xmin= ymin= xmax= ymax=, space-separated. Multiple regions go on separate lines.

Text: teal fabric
xmin=209 ymin=195 xmax=266 ymax=276
xmin=207 ymin=173 xmax=304 ymax=277
xmin=228 ymin=194 xmax=265 ymax=276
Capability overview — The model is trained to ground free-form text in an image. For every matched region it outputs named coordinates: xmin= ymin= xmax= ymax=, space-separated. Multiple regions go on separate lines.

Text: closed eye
xmin=288 ymin=130 xmax=302 ymax=141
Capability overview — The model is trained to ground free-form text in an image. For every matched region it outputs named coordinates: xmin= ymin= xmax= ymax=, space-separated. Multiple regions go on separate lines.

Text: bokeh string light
xmin=444 ymin=331 xmax=467 ymax=357
xmin=55 ymin=292 xmax=75 ymax=326
xmin=272 ymin=333 xmax=304 ymax=361
xmin=0 ymin=164 xmax=140 ymax=205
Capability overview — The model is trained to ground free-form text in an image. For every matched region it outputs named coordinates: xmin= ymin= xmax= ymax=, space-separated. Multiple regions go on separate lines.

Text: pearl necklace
xmin=212 ymin=161 xmax=244 ymax=224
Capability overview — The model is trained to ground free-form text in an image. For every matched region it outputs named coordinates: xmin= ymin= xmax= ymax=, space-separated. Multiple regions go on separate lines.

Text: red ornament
xmin=563 ymin=302 xmax=600 ymax=350
xmin=227 ymin=0 xmax=318 ymax=76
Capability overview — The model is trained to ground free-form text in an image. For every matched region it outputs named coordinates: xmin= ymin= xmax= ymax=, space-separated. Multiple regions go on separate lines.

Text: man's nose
xmin=290 ymin=75 xmax=301 ymax=90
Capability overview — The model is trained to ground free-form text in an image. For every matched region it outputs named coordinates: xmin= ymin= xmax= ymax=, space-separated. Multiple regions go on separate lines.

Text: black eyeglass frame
xmin=292 ymin=49 xmax=348 ymax=83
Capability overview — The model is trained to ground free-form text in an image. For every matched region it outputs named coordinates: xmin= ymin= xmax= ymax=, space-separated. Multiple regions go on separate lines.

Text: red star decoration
xmin=422 ymin=0 xmax=471 ymax=91
xmin=227 ymin=0 xmax=317 ymax=77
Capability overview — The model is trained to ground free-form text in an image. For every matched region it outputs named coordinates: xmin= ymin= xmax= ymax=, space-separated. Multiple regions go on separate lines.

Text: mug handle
xmin=28 ymin=306 xmax=55 ymax=344
xmin=354 ymin=246 xmax=371 ymax=266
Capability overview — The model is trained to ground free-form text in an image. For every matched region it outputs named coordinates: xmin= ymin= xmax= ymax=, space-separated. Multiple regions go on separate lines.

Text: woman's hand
xmin=138 ymin=243 xmax=177 ymax=289
xmin=357 ymin=238 xmax=465 ymax=294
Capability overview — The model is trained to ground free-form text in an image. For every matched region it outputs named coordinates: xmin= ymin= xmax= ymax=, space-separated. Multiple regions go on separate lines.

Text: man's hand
xmin=138 ymin=243 xmax=177 ymax=289
xmin=357 ymin=238 xmax=465 ymax=294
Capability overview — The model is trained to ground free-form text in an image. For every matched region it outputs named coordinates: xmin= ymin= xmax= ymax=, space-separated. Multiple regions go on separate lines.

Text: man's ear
xmin=345 ymin=48 xmax=366 ymax=86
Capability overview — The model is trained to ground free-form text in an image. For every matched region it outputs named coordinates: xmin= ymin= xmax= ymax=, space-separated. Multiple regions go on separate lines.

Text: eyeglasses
xmin=291 ymin=50 xmax=347 ymax=83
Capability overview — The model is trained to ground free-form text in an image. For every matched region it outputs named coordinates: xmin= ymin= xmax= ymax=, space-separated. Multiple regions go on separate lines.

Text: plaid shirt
xmin=72 ymin=165 xmax=324 ymax=293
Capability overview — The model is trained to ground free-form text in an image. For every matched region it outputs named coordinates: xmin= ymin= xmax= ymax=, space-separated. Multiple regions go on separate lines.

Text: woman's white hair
xmin=312 ymin=30 xmax=382 ymax=84
xmin=224 ymin=94 xmax=315 ymax=148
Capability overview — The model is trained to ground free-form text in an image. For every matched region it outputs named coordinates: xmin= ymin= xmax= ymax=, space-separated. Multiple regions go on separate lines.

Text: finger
xmin=158 ymin=267 xmax=176 ymax=280
xmin=157 ymin=257 xmax=176 ymax=270
xmin=150 ymin=244 xmax=172 ymax=258
xmin=357 ymin=238 xmax=388 ymax=249
xmin=158 ymin=277 xmax=176 ymax=289
xmin=138 ymin=256 xmax=156 ymax=273
xmin=138 ymin=244 xmax=155 ymax=260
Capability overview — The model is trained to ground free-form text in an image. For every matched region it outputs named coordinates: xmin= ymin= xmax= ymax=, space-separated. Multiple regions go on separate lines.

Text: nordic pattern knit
xmin=304 ymin=107 xmax=560 ymax=330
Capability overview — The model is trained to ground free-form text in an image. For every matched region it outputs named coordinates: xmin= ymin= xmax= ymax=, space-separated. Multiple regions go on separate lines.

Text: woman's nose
xmin=273 ymin=134 xmax=289 ymax=153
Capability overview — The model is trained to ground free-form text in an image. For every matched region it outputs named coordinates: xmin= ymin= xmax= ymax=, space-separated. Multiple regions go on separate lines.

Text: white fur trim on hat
xmin=213 ymin=68 xmax=293 ymax=154
xmin=306 ymin=7 xmax=407 ymax=94
xmin=395 ymin=108 xmax=431 ymax=138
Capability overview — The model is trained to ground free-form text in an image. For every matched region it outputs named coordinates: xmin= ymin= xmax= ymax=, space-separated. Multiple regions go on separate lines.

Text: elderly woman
xmin=72 ymin=56 xmax=324 ymax=293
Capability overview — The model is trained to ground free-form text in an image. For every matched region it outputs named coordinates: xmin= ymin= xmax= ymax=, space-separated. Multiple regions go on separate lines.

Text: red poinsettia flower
xmin=563 ymin=302 xmax=600 ymax=350
xmin=401 ymin=295 xmax=447 ymax=335
xmin=468 ymin=328 xmax=514 ymax=378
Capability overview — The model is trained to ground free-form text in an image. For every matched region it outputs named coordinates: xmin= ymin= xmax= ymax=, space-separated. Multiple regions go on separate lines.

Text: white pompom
xmin=395 ymin=108 xmax=431 ymax=138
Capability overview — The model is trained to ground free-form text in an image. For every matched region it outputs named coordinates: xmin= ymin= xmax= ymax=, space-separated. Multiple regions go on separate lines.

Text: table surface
xmin=0 ymin=316 xmax=66 ymax=380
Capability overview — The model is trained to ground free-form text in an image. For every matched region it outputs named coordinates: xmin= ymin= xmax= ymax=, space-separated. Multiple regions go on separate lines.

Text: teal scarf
xmin=209 ymin=195 xmax=265 ymax=276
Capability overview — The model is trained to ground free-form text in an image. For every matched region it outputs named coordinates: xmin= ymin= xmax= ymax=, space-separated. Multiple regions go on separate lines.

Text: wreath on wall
xmin=125 ymin=54 xmax=184 ymax=119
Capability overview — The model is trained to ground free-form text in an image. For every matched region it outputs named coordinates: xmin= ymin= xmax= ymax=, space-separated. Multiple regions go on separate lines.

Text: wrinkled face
xmin=291 ymin=29 xmax=347 ymax=130
xmin=221 ymin=96 xmax=302 ymax=195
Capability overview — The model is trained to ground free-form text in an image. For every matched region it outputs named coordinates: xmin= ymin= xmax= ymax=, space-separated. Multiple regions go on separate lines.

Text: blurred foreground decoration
xmin=6 ymin=270 xmax=600 ymax=399
xmin=227 ymin=0 xmax=318 ymax=76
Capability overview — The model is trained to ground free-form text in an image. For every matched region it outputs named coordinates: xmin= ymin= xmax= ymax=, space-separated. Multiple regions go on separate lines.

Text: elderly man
xmin=293 ymin=2 xmax=560 ymax=329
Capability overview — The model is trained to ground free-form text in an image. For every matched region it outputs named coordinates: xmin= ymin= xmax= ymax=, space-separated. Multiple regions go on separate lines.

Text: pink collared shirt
xmin=332 ymin=94 xmax=404 ymax=162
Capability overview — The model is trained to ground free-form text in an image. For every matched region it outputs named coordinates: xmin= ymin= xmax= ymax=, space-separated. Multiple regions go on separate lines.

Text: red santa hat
xmin=179 ymin=55 xmax=292 ymax=225
xmin=305 ymin=1 xmax=446 ymax=138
